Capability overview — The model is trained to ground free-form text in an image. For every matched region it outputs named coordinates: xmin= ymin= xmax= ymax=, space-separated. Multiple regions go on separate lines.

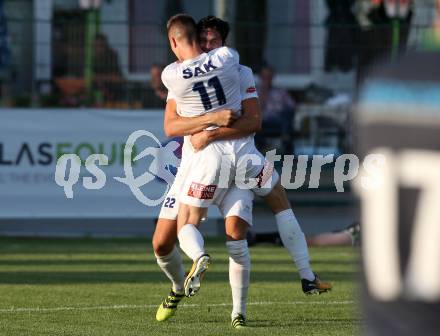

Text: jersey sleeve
xmin=161 ymin=63 xmax=179 ymax=102
xmin=225 ymin=47 xmax=239 ymax=64
xmin=239 ymin=65 xmax=258 ymax=101
xmin=166 ymin=91 xmax=176 ymax=101
xmin=212 ymin=46 xmax=239 ymax=66
xmin=160 ymin=65 xmax=173 ymax=92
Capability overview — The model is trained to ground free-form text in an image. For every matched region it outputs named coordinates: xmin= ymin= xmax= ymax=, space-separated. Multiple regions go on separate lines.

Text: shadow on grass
xmin=0 ymin=237 xmax=227 ymax=254
xmin=0 ymin=258 xmax=357 ymax=267
xmin=0 ymin=270 xmax=356 ymax=285
xmin=248 ymin=317 xmax=360 ymax=328
xmin=0 ymin=259 xmax=151 ymax=266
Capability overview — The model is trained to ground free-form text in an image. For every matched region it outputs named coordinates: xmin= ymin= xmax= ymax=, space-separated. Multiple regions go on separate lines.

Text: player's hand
xmin=212 ymin=109 xmax=238 ymax=127
xmin=190 ymin=131 xmax=211 ymax=152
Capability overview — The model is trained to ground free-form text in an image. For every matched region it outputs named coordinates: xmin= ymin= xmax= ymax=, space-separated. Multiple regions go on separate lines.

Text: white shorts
xmin=158 ymin=136 xmax=280 ymax=224
xmin=159 ymin=182 xmax=254 ymax=226
xmin=179 ymin=137 xmax=278 ymax=207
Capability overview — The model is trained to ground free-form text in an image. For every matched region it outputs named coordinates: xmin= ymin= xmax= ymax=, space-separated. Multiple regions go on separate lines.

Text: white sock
xmin=275 ymin=209 xmax=315 ymax=281
xmin=155 ymin=246 xmax=185 ymax=294
xmin=178 ymin=224 xmax=205 ymax=261
xmin=227 ymin=239 xmax=250 ymax=320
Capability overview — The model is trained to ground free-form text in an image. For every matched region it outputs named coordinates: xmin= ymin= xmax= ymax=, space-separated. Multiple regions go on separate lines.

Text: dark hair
xmin=197 ymin=15 xmax=230 ymax=43
xmin=166 ymin=13 xmax=197 ymax=43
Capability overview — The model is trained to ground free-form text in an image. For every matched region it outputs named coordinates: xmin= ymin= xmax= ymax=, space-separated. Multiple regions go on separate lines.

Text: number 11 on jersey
xmin=192 ymin=76 xmax=227 ymax=111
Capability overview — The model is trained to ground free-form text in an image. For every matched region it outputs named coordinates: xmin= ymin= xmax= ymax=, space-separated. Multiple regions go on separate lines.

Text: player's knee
xmin=152 ymin=236 xmax=175 ymax=256
xmin=152 ymin=230 xmax=176 ymax=256
xmin=225 ymin=216 xmax=249 ymax=241
xmin=226 ymin=230 xmax=247 ymax=241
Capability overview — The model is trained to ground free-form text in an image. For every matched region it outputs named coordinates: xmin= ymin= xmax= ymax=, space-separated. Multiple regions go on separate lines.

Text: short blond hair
xmin=167 ymin=13 xmax=197 ymax=44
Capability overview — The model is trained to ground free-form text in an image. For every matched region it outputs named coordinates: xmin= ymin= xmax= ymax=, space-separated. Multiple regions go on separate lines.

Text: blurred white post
xmin=214 ymin=0 xmax=227 ymax=19
xmin=33 ymin=0 xmax=52 ymax=82
xmin=214 ymin=0 xmax=234 ymax=45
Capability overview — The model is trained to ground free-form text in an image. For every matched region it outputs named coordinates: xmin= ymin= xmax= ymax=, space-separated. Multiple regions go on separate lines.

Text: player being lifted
xmin=155 ymin=14 xmax=331 ymax=328
xmin=156 ymin=18 xmax=257 ymax=329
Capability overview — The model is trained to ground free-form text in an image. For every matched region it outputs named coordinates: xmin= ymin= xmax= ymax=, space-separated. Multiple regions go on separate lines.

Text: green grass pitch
xmin=0 ymin=237 xmax=360 ymax=335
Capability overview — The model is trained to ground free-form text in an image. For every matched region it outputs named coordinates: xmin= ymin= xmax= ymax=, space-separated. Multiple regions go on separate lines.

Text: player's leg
xmin=177 ymin=145 xmax=231 ymax=296
xmin=176 ymin=203 xmax=208 ymax=261
xmin=225 ymin=217 xmax=250 ymax=329
xmin=154 ymin=224 xmax=186 ymax=322
xmin=242 ymin=144 xmax=332 ymax=294
xmin=153 ymin=190 xmax=186 ymax=321
xmin=218 ymin=187 xmax=253 ymax=328
xmin=176 ymin=145 xmax=220 ymax=262
xmin=176 ymin=203 xmax=212 ymax=297
xmin=262 ymin=179 xmax=314 ymax=280
xmin=239 ymin=146 xmax=314 ymax=280
xmin=153 ymin=218 xmax=185 ymax=293
xmin=306 ymin=230 xmax=353 ymax=247
xmin=258 ymin=175 xmax=332 ymax=294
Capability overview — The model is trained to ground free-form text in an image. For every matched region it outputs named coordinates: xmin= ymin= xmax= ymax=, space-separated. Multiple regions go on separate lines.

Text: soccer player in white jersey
xmin=155 ymin=14 xmax=258 ymax=328
xmin=155 ymin=14 xmax=331 ymax=328
xmin=161 ymin=14 xmax=264 ymax=300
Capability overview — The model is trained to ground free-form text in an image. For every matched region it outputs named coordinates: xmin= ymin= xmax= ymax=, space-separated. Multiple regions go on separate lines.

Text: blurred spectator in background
xmin=149 ymin=64 xmax=167 ymax=103
xmin=141 ymin=64 xmax=168 ymax=108
xmin=256 ymin=65 xmax=295 ymax=154
xmin=247 ymin=222 xmax=360 ymax=247
xmin=306 ymin=222 xmax=360 ymax=247
xmin=92 ymin=33 xmax=124 ymax=104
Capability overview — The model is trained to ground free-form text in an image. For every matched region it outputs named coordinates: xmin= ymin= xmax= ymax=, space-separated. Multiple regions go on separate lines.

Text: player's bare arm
xmin=190 ymin=97 xmax=262 ymax=151
xmin=164 ymin=98 xmax=238 ymax=137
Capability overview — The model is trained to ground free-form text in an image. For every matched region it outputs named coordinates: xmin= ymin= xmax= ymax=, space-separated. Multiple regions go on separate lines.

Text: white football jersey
xmin=161 ymin=46 xmax=241 ymax=118
xmin=239 ymin=65 xmax=258 ymax=101
xmin=166 ymin=64 xmax=257 ymax=113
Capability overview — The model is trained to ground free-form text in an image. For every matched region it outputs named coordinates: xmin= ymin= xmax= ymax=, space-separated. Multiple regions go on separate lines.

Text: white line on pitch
xmin=0 ymin=301 xmax=354 ymax=314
